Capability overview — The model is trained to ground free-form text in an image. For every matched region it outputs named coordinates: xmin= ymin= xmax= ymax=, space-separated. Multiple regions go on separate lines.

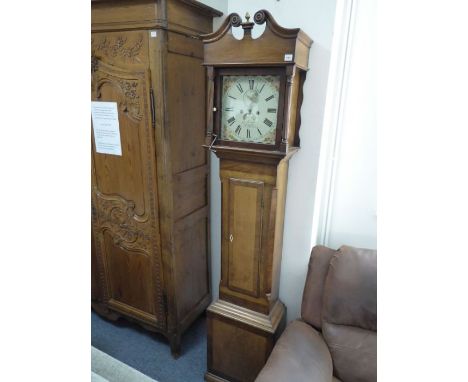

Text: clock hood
xmin=201 ymin=9 xmax=312 ymax=71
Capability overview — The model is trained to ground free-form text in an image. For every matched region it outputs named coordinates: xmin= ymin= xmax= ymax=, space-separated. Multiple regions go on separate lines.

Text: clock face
xmin=220 ymin=75 xmax=280 ymax=145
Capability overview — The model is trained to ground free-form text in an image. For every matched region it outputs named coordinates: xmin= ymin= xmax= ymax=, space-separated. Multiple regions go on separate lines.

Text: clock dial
xmin=221 ymin=75 xmax=280 ymax=145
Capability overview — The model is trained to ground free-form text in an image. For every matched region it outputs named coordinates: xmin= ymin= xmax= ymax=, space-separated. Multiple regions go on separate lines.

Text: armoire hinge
xmin=150 ymin=88 xmax=156 ymax=129
xmin=162 ymin=292 xmax=168 ymax=311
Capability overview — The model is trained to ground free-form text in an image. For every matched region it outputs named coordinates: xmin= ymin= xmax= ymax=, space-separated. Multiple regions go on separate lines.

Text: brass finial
xmin=241 ymin=11 xmax=254 ymax=34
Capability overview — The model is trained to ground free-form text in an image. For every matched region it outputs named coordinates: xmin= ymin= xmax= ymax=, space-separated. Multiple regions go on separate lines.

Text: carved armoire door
xmin=91 ymin=34 xmax=165 ymax=329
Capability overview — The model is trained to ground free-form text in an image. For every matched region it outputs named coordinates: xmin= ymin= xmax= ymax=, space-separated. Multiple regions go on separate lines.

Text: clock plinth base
xmin=205 ymin=299 xmax=286 ymax=382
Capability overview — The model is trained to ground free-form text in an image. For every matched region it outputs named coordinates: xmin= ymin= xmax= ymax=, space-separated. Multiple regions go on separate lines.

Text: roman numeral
xmin=225 ymin=107 xmax=233 ymax=111
xmin=264 ymin=118 xmax=273 ymax=127
xmin=265 ymin=95 xmax=274 ymax=102
xmin=247 ymin=129 xmax=251 ymax=138
xmin=236 ymin=83 xmax=243 ymax=93
xmin=249 ymin=79 xmax=254 ymax=90
xmin=235 ymin=125 xmax=242 ymax=135
xmin=267 ymin=108 xmax=277 ymax=113
xmin=228 ymin=95 xmax=237 ymax=100
xmin=228 ymin=117 xmax=235 ymax=125
xmin=257 ymin=128 xmax=262 ymax=136
xmin=257 ymin=83 xmax=265 ymax=93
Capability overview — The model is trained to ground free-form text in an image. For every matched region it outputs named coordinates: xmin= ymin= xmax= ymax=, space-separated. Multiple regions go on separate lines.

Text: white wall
xmin=197 ymin=0 xmax=227 ymax=309
xmin=314 ymin=0 xmax=377 ymax=251
xmin=201 ymin=0 xmax=338 ymax=322
xmin=198 ymin=0 xmax=228 ymax=29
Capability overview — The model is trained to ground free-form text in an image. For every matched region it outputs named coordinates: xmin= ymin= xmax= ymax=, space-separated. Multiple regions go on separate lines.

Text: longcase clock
xmin=201 ymin=10 xmax=312 ymax=382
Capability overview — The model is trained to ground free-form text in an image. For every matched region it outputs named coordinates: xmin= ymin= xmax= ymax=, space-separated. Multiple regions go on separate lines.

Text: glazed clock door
xmin=91 ymin=57 xmax=165 ymax=329
xmin=221 ymin=75 xmax=281 ymax=145
xmin=213 ymin=67 xmax=287 ymax=151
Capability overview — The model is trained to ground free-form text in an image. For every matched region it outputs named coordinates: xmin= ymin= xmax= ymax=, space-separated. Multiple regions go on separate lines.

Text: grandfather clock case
xmin=91 ymin=0 xmax=222 ymax=356
xmin=202 ymin=11 xmax=312 ymax=382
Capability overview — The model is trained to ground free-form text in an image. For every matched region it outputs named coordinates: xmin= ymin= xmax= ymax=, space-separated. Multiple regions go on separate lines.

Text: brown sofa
xmin=255 ymin=245 xmax=377 ymax=382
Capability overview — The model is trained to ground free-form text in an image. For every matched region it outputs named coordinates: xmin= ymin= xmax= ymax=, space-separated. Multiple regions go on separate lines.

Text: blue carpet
xmin=91 ymin=310 xmax=207 ymax=382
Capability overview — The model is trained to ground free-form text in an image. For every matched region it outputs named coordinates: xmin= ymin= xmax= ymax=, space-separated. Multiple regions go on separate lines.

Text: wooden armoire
xmin=91 ymin=0 xmax=222 ymax=356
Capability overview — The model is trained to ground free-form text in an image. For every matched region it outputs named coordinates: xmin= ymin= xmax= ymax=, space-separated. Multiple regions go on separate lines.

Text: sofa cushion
xmin=323 ymin=246 xmax=377 ymax=331
xmin=322 ymin=322 xmax=376 ymax=382
xmin=322 ymin=245 xmax=377 ymax=382
xmin=255 ymin=320 xmax=334 ymax=382
xmin=301 ymin=245 xmax=336 ymax=329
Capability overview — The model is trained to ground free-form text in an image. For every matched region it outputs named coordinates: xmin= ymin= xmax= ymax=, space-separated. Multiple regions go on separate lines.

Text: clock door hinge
xmin=150 ymin=88 xmax=156 ymax=129
xmin=208 ymin=134 xmax=217 ymax=153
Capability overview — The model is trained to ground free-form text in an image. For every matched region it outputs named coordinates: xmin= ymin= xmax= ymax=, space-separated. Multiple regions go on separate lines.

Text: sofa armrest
xmin=255 ymin=320 xmax=334 ymax=382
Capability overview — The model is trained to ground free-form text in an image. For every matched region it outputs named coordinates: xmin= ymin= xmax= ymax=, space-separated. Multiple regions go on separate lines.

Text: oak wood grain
xmin=203 ymin=10 xmax=311 ymax=381
xmin=91 ymin=0 xmax=222 ymax=357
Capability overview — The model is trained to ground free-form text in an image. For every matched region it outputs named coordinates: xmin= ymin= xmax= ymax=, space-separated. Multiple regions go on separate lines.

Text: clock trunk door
xmin=220 ymin=177 xmax=271 ymax=311
xmin=225 ymin=178 xmax=264 ymax=299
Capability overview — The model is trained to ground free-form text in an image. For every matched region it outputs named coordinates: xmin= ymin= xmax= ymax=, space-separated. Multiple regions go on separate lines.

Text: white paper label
xmin=284 ymin=53 xmax=293 ymax=62
xmin=91 ymin=101 xmax=122 ymax=156
xmin=150 ymin=31 xmax=157 ymax=37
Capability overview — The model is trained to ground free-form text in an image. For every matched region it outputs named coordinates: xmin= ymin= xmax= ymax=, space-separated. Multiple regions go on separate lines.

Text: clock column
xmin=202 ymin=10 xmax=312 ymax=382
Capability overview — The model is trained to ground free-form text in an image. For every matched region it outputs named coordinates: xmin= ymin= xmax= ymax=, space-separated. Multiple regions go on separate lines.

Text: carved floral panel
xmin=92 ymin=31 xmax=148 ymax=66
